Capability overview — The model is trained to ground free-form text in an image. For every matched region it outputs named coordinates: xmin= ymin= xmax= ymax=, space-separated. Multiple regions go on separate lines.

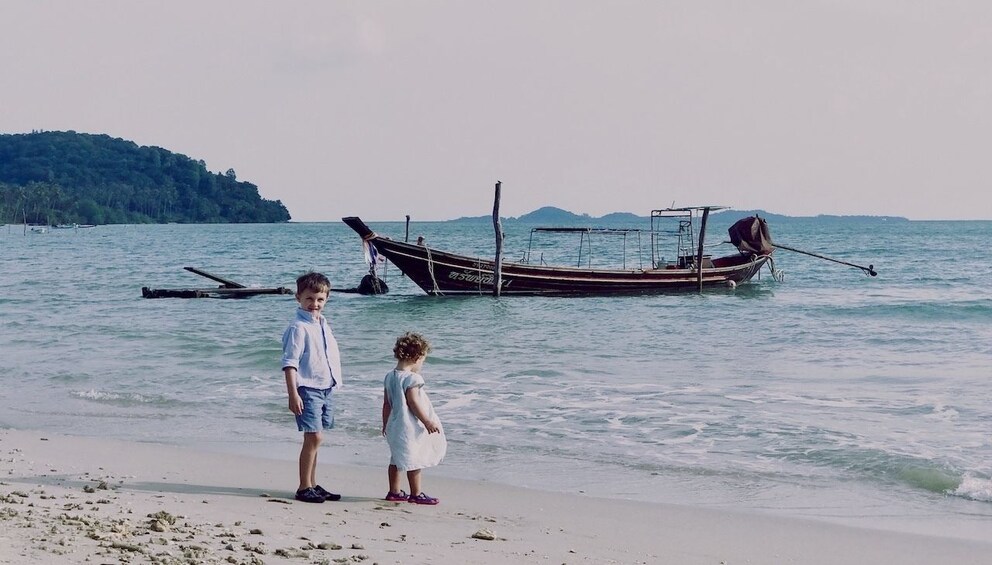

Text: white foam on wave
xmin=774 ymin=393 xmax=865 ymax=409
xmin=921 ymin=402 xmax=959 ymax=422
xmin=662 ymin=424 xmax=706 ymax=445
xmin=439 ymin=392 xmax=479 ymax=410
xmin=952 ymin=474 xmax=992 ymax=502
xmin=209 ymin=376 xmax=282 ymax=401
xmin=724 ymin=394 xmax=764 ymax=404
xmin=72 ymin=389 xmax=149 ymax=403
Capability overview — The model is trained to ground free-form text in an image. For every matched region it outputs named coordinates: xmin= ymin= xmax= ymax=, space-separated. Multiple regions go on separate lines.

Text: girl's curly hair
xmin=393 ymin=332 xmax=432 ymax=361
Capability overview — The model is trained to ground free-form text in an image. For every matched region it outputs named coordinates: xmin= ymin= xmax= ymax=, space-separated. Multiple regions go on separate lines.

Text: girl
xmin=381 ymin=332 xmax=446 ymax=505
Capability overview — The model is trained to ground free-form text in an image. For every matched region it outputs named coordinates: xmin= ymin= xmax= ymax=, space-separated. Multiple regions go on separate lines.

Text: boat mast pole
xmin=405 ymin=215 xmax=410 ymax=242
xmin=492 ymin=181 xmax=504 ymax=297
xmin=696 ymin=207 xmax=710 ymax=292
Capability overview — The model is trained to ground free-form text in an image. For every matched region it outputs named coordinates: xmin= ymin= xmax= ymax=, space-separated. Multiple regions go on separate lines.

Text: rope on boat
xmin=425 ymin=246 xmax=443 ymax=296
xmin=765 ymin=255 xmax=784 ymax=282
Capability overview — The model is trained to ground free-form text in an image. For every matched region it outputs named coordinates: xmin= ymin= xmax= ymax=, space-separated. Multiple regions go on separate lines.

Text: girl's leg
xmin=388 ymin=464 xmax=402 ymax=493
xmin=298 ymin=431 xmax=322 ymax=491
xmin=407 ymin=469 xmax=422 ymax=496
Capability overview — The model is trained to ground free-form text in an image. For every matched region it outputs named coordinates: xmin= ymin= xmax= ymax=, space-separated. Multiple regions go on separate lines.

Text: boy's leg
xmin=309 ymin=433 xmax=320 ymax=485
xmin=312 ymin=388 xmax=333 ymax=491
xmin=407 ymin=469 xmax=422 ymax=496
xmin=298 ymin=431 xmax=322 ymax=491
xmin=388 ymin=464 xmax=401 ymax=493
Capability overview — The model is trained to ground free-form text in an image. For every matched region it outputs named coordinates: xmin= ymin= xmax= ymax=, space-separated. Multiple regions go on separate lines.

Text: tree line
xmin=0 ymin=131 xmax=290 ymax=225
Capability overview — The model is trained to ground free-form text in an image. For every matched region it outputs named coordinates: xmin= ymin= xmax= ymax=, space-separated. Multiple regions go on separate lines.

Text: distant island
xmin=452 ymin=205 xmax=909 ymax=224
xmin=0 ymin=131 xmax=290 ymax=225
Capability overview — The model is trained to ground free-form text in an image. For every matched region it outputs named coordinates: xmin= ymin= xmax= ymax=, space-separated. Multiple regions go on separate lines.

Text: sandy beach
xmin=0 ymin=429 xmax=988 ymax=564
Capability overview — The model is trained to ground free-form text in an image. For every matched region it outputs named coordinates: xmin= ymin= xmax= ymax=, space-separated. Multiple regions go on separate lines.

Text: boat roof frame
xmin=523 ymin=205 xmax=733 ymax=269
xmin=650 ymin=205 xmax=728 ymax=217
xmin=529 ymin=226 xmax=648 ymax=234
xmin=530 ymin=206 xmax=730 ymax=234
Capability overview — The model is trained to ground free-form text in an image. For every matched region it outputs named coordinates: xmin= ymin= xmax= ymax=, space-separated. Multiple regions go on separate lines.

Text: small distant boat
xmin=342 ymin=206 xmax=777 ymax=296
xmin=28 ymin=225 xmax=49 ymax=234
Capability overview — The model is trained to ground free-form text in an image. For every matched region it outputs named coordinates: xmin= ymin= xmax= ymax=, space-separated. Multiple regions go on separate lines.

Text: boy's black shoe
xmin=314 ymin=484 xmax=341 ymax=501
xmin=295 ymin=487 xmax=325 ymax=503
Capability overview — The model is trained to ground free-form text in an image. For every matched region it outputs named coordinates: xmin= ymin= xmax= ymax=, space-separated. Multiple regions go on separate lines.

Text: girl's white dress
xmin=383 ymin=369 xmax=446 ymax=471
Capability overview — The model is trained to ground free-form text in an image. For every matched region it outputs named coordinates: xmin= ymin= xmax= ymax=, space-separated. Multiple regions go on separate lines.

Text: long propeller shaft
xmin=772 ymin=242 xmax=877 ymax=276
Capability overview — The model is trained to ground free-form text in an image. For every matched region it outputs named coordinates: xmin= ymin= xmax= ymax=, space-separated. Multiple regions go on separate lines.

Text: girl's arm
xmin=381 ymin=388 xmax=392 ymax=436
xmin=405 ymin=386 xmax=439 ymax=434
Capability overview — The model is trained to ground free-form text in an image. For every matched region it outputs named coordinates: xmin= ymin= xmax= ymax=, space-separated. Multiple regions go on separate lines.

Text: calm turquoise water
xmin=2 ymin=218 xmax=990 ymax=541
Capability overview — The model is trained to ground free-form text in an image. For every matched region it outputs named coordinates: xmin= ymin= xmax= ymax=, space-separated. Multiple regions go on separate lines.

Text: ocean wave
xmin=70 ymin=389 xmax=181 ymax=407
xmin=896 ymin=465 xmax=962 ymax=495
xmin=823 ymin=299 xmax=992 ymax=322
xmin=770 ymin=444 xmax=990 ymax=502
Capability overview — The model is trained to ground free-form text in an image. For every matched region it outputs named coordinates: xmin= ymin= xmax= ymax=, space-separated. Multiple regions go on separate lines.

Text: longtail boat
xmin=342 ymin=206 xmax=778 ymax=296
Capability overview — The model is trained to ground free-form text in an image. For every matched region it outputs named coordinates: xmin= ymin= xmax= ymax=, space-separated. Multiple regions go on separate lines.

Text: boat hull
xmin=345 ymin=219 xmax=769 ymax=296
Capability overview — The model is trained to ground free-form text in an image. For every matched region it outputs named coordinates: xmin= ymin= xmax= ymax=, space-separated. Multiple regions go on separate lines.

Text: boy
xmin=281 ymin=271 xmax=343 ymax=503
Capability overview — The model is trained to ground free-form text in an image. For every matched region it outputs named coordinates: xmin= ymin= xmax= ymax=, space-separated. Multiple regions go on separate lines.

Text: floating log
xmin=142 ymin=286 xmax=293 ymax=299
xmin=142 ymin=267 xmax=293 ymax=299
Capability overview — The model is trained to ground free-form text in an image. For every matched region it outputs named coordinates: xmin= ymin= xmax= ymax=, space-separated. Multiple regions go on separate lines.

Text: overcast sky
xmin=3 ymin=1 xmax=990 ymax=221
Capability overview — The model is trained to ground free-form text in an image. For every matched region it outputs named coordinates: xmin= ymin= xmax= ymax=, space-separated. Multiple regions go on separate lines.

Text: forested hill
xmin=0 ymin=131 xmax=290 ymax=225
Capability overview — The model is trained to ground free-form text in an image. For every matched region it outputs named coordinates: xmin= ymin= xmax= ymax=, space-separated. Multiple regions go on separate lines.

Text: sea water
xmin=1 ymin=218 xmax=990 ymax=542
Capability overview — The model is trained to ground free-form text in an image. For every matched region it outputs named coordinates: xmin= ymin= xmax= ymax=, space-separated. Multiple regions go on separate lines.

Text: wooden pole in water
xmin=405 ymin=215 xmax=410 ymax=242
xmin=492 ymin=181 xmax=504 ymax=297
xmin=696 ymin=206 xmax=710 ymax=293
xmin=183 ymin=267 xmax=246 ymax=289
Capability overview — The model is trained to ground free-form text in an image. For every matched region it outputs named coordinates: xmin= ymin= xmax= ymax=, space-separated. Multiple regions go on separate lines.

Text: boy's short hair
xmin=296 ymin=271 xmax=331 ymax=295
xmin=393 ymin=332 xmax=432 ymax=361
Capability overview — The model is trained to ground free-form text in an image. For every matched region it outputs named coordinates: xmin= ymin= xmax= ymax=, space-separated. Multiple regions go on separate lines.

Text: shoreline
xmin=2 ymin=429 xmax=990 ymax=564
xmin=179 ymin=433 xmax=992 ymax=544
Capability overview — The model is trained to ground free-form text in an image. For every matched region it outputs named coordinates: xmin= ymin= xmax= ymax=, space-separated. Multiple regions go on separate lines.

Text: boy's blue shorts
xmin=296 ymin=386 xmax=335 ymax=432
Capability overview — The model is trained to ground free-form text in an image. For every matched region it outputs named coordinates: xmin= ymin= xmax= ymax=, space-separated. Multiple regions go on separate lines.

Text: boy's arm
xmin=282 ymin=324 xmax=305 ymax=415
xmin=405 ymin=386 xmax=439 ymax=434
xmin=381 ymin=387 xmax=391 ymax=436
xmin=284 ymin=367 xmax=303 ymax=416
